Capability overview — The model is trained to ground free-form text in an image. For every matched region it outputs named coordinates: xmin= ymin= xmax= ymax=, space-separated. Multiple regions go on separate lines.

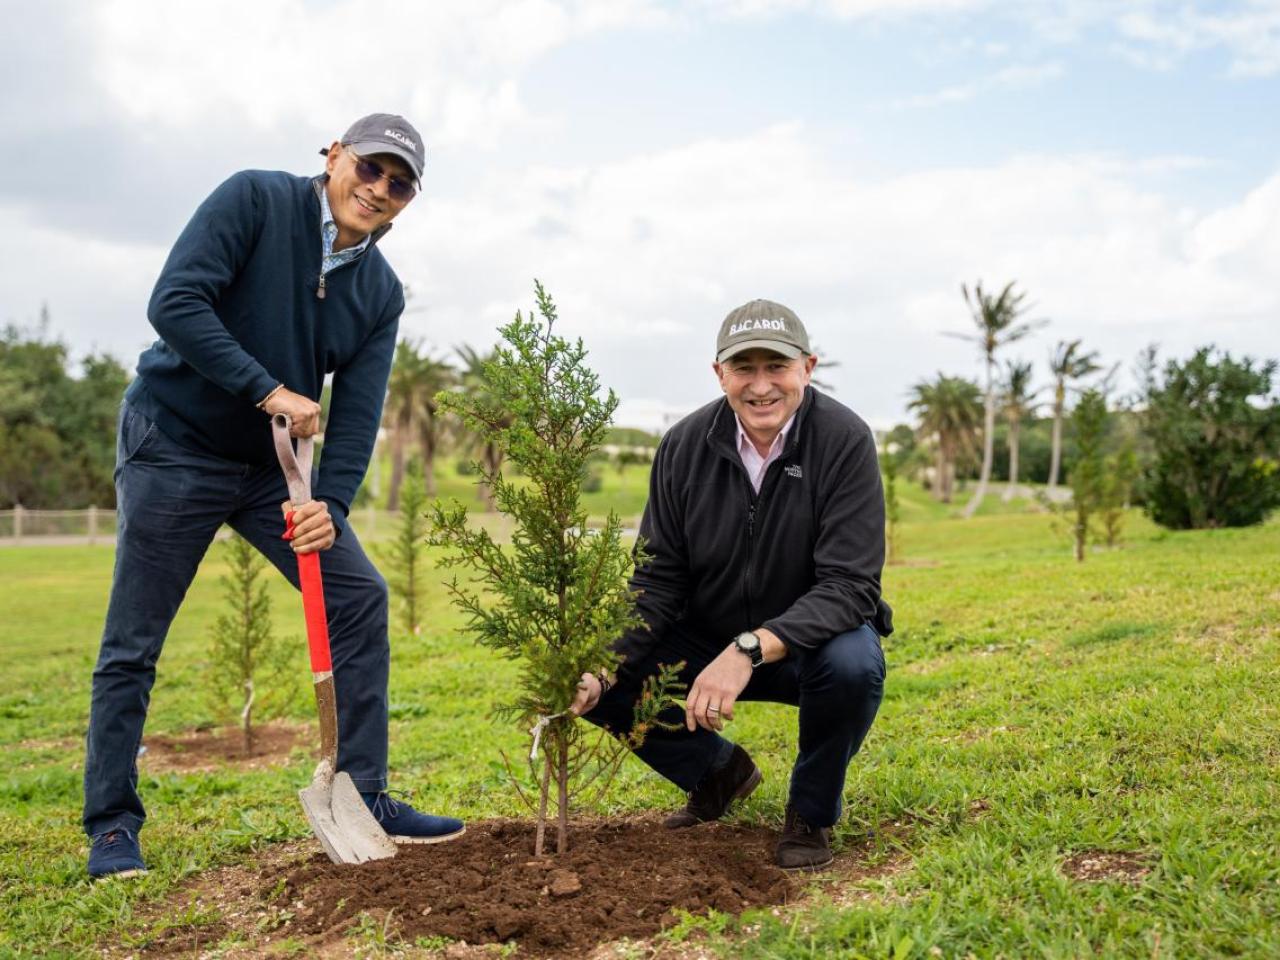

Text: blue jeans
xmin=82 ymin=402 xmax=390 ymax=838
xmin=584 ymin=623 xmax=886 ymax=828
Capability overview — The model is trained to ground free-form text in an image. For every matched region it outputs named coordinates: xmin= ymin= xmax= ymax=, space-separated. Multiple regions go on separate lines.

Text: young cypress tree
xmin=207 ymin=533 xmax=294 ymax=752
xmin=428 ymin=281 xmax=676 ymax=855
xmin=381 ymin=459 xmax=429 ymax=636
xmin=1069 ymin=390 xmax=1109 ymax=562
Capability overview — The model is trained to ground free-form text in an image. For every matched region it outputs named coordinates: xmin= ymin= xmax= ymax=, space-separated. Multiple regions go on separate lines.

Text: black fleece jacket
xmin=614 ymin=386 xmax=893 ymax=677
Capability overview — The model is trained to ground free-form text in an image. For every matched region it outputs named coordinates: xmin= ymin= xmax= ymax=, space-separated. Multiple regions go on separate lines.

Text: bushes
xmin=1142 ymin=348 xmax=1280 ymax=529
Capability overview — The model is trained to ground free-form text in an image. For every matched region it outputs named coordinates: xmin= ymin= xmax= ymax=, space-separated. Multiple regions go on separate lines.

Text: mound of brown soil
xmin=138 ymin=723 xmax=305 ymax=773
xmin=278 ymin=817 xmax=797 ymax=956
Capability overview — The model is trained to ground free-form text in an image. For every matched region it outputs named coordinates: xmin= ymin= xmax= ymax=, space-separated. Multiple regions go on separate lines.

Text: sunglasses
xmin=349 ymin=150 xmax=417 ymax=203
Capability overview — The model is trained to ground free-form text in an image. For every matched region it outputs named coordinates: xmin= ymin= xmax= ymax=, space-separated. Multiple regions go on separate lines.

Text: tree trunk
xmin=241 ymin=678 xmax=255 ymax=755
xmin=934 ymin=443 xmax=948 ymax=503
xmin=419 ymin=415 xmax=438 ymax=497
xmin=387 ymin=420 xmax=407 ymax=512
xmin=962 ymin=360 xmax=996 ymax=519
xmin=1048 ymin=386 xmax=1065 ymax=490
xmin=556 ymin=732 xmax=569 ymax=855
xmin=534 ymin=751 xmax=552 ymax=857
xmin=938 ymin=434 xmax=955 ymax=503
xmin=1002 ymin=421 xmax=1020 ymax=501
xmin=478 ymin=444 xmax=501 ymax=511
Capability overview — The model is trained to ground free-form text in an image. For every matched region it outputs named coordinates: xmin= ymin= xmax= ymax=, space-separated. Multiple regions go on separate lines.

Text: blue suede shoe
xmin=88 ymin=828 xmax=148 ymax=879
xmin=361 ymin=792 xmax=465 ymax=844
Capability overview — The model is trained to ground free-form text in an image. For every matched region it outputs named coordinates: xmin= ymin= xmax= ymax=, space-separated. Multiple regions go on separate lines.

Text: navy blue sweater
xmin=125 ymin=170 xmax=403 ymax=532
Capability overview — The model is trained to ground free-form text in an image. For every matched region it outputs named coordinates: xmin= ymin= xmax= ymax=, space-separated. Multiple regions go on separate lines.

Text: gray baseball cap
xmin=716 ymin=299 xmax=811 ymax=363
xmin=320 ymin=113 xmax=425 ymax=186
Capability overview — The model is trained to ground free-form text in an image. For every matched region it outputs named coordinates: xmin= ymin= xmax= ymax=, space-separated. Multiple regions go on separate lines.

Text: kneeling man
xmin=572 ymin=299 xmax=892 ymax=870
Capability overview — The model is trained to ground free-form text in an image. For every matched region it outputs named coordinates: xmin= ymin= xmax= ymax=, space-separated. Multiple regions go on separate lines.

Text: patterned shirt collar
xmin=319 ymin=182 xmax=370 ymax=275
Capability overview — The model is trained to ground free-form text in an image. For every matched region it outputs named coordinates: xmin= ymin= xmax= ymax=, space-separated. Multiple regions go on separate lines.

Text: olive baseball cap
xmin=715 ymin=299 xmax=811 ymax=363
xmin=320 ymin=113 xmax=425 ymax=187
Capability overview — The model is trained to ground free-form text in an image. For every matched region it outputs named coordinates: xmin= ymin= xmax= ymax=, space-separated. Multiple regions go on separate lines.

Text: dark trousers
xmin=584 ymin=623 xmax=886 ymax=827
xmin=82 ymin=402 xmax=389 ymax=838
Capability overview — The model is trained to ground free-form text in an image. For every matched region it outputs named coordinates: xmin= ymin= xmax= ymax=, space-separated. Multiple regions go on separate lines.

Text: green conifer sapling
xmin=428 ymin=281 xmax=678 ymax=856
xmin=207 ymin=533 xmax=293 ymax=752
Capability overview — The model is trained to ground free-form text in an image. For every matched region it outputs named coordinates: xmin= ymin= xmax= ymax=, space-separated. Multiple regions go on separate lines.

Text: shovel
xmin=271 ymin=413 xmax=397 ymax=865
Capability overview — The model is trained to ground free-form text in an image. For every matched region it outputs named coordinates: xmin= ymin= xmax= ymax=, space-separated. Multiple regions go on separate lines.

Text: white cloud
xmin=888 ymin=62 xmax=1064 ymax=109
xmin=8 ymin=117 xmax=1274 ymax=426
xmin=374 ymin=125 xmax=1280 ymax=426
xmin=88 ymin=0 xmax=655 ymax=144
xmin=696 ymin=0 xmax=1280 ymax=77
xmin=1115 ymin=2 xmax=1280 ymax=77
xmin=698 ymin=0 xmax=988 ymax=18
xmin=4 ymin=1 xmax=1278 ymax=432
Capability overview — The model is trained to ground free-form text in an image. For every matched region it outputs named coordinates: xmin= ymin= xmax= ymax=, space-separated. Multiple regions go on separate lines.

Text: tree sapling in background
xmin=206 ymin=532 xmax=297 ymax=753
xmin=428 ymin=281 xmax=679 ymax=856
xmin=1067 ymin=389 xmax=1109 ymax=562
xmin=381 ymin=459 xmax=429 ymax=636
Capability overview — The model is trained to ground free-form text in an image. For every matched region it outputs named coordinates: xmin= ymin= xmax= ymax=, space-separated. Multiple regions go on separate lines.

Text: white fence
xmin=0 ymin=506 xmax=414 ymax=545
xmin=0 ymin=506 xmax=117 ymax=543
xmin=0 ymin=506 xmax=448 ymax=545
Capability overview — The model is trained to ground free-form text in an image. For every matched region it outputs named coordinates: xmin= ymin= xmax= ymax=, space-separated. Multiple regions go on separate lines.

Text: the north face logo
xmin=384 ymin=129 xmax=417 ymax=152
xmin=785 ymin=464 xmax=803 ymax=479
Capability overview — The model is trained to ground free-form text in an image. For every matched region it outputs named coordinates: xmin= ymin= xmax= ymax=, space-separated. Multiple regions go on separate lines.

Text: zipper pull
xmin=316 ymin=273 xmax=327 ymax=300
xmin=747 ymin=503 xmax=756 ymax=532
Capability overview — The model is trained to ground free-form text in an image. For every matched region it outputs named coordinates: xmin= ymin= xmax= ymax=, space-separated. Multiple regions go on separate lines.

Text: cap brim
xmin=717 ymin=339 xmax=805 ymax=364
xmin=343 ymin=140 xmax=423 ymax=187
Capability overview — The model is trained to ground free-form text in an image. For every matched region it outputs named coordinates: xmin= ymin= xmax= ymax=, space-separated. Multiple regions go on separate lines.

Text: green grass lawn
xmin=1 ymin=484 xmax=1277 ymax=958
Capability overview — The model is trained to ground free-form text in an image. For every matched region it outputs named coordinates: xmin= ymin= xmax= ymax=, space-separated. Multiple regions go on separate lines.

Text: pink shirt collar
xmin=735 ymin=414 xmax=796 ymax=494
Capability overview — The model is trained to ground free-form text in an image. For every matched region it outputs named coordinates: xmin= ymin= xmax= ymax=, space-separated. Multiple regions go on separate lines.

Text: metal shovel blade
xmin=298 ymin=759 xmax=398 ymax=865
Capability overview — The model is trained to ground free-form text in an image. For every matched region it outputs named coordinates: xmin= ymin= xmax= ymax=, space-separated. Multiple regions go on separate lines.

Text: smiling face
xmin=323 ymin=142 xmax=414 ymax=250
xmin=714 ymin=347 xmax=817 ymax=452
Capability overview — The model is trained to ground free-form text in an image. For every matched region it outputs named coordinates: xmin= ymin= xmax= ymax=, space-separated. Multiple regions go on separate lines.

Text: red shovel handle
xmin=272 ymin=414 xmax=332 ymax=676
xmin=289 ymin=513 xmax=333 ymax=674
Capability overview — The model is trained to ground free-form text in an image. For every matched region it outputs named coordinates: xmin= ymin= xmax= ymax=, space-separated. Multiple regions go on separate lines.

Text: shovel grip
xmin=298 ymin=550 xmax=333 ymax=674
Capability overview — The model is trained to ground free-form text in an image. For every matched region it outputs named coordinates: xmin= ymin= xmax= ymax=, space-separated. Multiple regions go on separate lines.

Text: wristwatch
xmin=733 ymin=630 xmax=765 ymax=668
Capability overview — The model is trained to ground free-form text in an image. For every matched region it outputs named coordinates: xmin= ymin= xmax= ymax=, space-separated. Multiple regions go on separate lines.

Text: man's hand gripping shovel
xmin=272 ymin=414 xmax=397 ymax=865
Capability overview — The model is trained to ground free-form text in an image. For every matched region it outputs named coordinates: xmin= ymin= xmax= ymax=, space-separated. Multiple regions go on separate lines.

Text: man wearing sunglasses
xmin=83 ymin=114 xmax=465 ymax=880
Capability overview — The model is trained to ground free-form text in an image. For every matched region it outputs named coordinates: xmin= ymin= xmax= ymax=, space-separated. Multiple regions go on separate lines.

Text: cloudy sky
xmin=3 ymin=0 xmax=1278 ymax=429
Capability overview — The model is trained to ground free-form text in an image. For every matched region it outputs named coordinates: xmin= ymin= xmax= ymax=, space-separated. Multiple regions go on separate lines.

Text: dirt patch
xmin=138 ymin=722 xmax=307 ymax=773
xmin=116 ymin=816 xmax=915 ymax=958
xmin=279 ymin=817 xmax=795 ymax=956
xmin=1062 ymin=849 xmax=1153 ymax=885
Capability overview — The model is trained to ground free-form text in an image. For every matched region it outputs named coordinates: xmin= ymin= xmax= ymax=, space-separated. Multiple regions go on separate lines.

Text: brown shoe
xmin=774 ymin=806 xmax=833 ymax=871
xmin=663 ymin=744 xmax=762 ymax=829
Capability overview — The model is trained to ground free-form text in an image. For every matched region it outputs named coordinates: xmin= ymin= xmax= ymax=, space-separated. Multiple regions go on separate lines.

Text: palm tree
xmin=453 ymin=343 xmax=509 ymax=511
xmin=908 ymin=374 xmax=983 ymax=504
xmin=383 ymin=339 xmax=455 ymax=509
xmin=809 ymin=344 xmax=840 ymax=393
xmin=999 ymin=359 xmax=1038 ymax=501
xmin=949 ymin=281 xmax=1046 ymax=518
xmin=1047 ymin=339 xmax=1103 ymax=491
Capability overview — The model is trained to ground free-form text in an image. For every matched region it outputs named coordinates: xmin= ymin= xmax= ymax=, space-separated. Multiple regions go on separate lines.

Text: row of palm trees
xmin=908 ymin=281 xmax=1104 ymax=511
xmin=379 ymin=339 xmax=505 ymax=511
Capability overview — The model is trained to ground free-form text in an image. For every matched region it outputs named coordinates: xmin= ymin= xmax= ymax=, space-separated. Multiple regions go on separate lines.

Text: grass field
xmin=1 ymin=482 xmax=1277 ymax=958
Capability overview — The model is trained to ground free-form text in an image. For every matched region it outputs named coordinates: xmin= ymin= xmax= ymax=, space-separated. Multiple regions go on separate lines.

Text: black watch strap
xmin=734 ymin=631 xmax=765 ymax=668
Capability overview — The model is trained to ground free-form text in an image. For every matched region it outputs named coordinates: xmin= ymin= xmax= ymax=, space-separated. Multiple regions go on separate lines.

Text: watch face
xmin=737 ymin=631 xmax=760 ymax=651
